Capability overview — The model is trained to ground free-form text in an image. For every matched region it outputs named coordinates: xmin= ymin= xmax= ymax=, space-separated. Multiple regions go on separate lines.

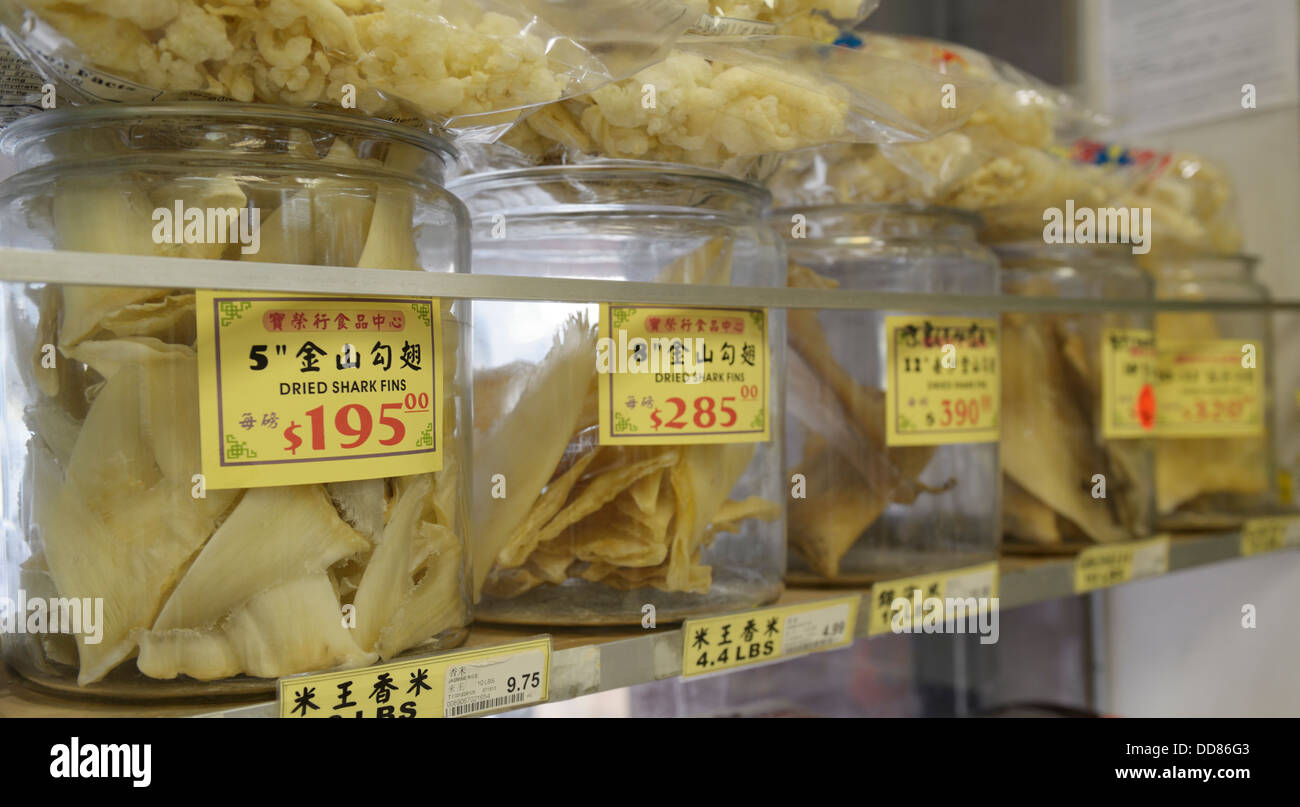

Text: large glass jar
xmin=1151 ymin=253 xmax=1274 ymax=526
xmin=0 ymin=104 xmax=472 ymax=698
xmin=994 ymin=243 xmax=1156 ymax=550
xmin=777 ymin=205 xmax=1000 ymax=583
xmin=451 ymin=162 xmax=787 ymax=625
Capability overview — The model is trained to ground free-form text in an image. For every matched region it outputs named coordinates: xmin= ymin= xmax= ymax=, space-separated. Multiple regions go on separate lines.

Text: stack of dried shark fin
xmin=784 ymin=263 xmax=953 ymax=578
xmin=18 ymin=139 xmax=468 ymax=686
xmin=1000 ymin=281 xmax=1150 ymax=547
xmin=471 ymin=238 xmax=779 ymax=601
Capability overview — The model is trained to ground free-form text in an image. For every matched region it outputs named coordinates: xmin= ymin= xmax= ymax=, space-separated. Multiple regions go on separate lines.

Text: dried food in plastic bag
xmin=489 ymin=33 xmax=988 ymax=178
xmin=697 ymin=0 xmax=877 ymax=40
xmin=1081 ymin=143 xmax=1244 ymax=258
xmin=768 ymin=34 xmax=1108 ymax=207
xmin=0 ymin=0 xmax=702 ymax=136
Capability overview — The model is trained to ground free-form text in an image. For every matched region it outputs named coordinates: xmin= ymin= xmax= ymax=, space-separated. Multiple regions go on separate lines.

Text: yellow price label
xmin=597 ymin=305 xmax=770 ymax=445
xmin=1240 ymin=516 xmax=1300 ymax=556
xmin=681 ymin=596 xmax=859 ymax=677
xmin=197 ymin=291 xmax=442 ymax=489
xmin=866 ymin=562 xmax=999 ymax=636
xmin=1101 ymin=328 xmax=1158 ymax=438
xmin=1156 ymin=340 xmax=1263 ymax=438
xmin=1074 ymin=536 xmax=1170 ymax=593
xmin=279 ymin=637 xmax=550 ymax=718
xmin=884 ymin=316 xmax=1000 ymax=446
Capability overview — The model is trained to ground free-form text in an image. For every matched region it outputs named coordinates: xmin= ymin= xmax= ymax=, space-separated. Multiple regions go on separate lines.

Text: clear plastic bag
xmin=696 ymin=0 xmax=878 ymax=40
xmin=0 ymin=0 xmax=702 ymax=138
xmin=768 ymin=34 xmax=1110 ymax=209
xmin=1061 ymin=141 xmax=1244 ymax=259
xmin=488 ymin=33 xmax=989 ymax=178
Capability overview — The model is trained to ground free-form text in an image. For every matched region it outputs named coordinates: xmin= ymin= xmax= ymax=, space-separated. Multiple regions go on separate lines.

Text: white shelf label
xmin=1132 ymin=537 xmax=1171 ymax=579
xmin=782 ymin=602 xmax=853 ymax=657
xmin=945 ymin=565 xmax=998 ymax=601
xmin=444 ymin=646 xmax=548 ymax=718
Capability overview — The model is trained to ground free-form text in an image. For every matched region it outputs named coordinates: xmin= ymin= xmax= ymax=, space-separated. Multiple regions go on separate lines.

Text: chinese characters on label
xmin=1239 ymin=517 xmax=1300 ymax=557
xmin=866 ymin=563 xmax=999 ymax=636
xmin=1101 ymin=328 xmax=1158 ymax=438
xmin=279 ymin=638 xmax=550 ymax=718
xmin=1156 ymin=340 xmax=1263 ymax=438
xmin=1073 ymin=536 xmax=1169 ymax=593
xmin=597 ymin=305 xmax=771 ymax=445
xmin=681 ymin=597 xmax=858 ymax=677
xmin=197 ymin=292 xmax=442 ymax=488
xmin=885 ymin=316 xmax=1001 ymax=446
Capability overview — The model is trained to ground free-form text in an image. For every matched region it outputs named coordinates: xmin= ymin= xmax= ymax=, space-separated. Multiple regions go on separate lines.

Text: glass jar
xmin=994 ymin=243 xmax=1156 ymax=550
xmin=776 ymin=205 xmax=1000 ymax=583
xmin=451 ymin=162 xmax=787 ymax=625
xmin=0 ymin=104 xmax=471 ymax=698
xmin=1151 ymin=253 xmax=1274 ymax=526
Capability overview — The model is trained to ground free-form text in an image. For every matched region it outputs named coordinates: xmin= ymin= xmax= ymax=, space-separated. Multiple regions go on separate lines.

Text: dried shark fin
xmin=352 ymin=475 xmax=431 ymax=652
xmin=313 ymin=139 xmax=379 ymax=267
xmin=1001 ymin=314 xmax=1126 ymax=543
xmin=471 ymin=313 xmax=598 ymax=597
xmin=63 ymin=360 xmax=159 ymax=512
xmin=63 ymin=337 xmax=193 ymax=381
xmin=136 ymin=346 xmax=205 ymax=483
xmin=243 ymin=190 xmax=314 ymax=264
xmin=223 ymin=574 xmax=375 ymax=678
xmin=376 ymin=523 xmax=466 ymax=659
xmin=147 ymin=174 xmax=248 ymax=260
xmin=50 ymin=176 xmax=180 ymax=347
xmin=136 ymin=628 xmax=241 ymax=681
xmin=655 ymin=236 xmax=734 ymax=285
xmin=505 ymin=450 xmax=678 ymax=567
xmin=628 ymin=468 xmax=665 ymax=515
xmin=1003 ymin=476 xmax=1062 ymax=544
xmin=24 ymin=405 xmax=82 ymax=470
xmin=137 ymin=574 xmax=375 ymax=680
xmin=152 ymin=485 xmax=369 ymax=631
xmin=496 ymin=448 xmax=602 ymax=568
xmin=98 ymin=293 xmax=197 ymax=344
xmin=19 ymin=553 xmax=79 ymax=668
xmin=37 ymin=392 xmax=232 ymax=684
xmin=326 ymin=479 xmax=388 ymax=543
xmin=788 ymin=439 xmax=890 ymax=578
xmin=33 ymin=285 xmax=61 ymax=397
xmin=356 ymin=143 xmax=424 ymax=270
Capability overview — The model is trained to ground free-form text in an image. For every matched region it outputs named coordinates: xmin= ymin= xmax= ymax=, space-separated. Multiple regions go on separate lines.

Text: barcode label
xmin=946 ymin=566 xmax=997 ymax=600
xmin=1132 ymin=537 xmax=1170 ymax=579
xmin=446 ymin=692 xmax=527 ymax=717
xmin=443 ymin=647 xmax=547 ymax=718
xmin=781 ymin=602 xmax=855 ymax=656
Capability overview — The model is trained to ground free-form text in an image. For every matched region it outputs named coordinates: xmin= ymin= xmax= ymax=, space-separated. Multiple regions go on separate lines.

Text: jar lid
xmin=449 ymin=159 xmax=770 ymax=206
xmin=770 ymin=202 xmax=983 ymax=242
xmin=0 ymin=102 xmax=456 ymax=167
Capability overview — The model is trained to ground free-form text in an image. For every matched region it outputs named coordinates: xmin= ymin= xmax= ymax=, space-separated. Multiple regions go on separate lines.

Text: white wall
xmin=1104 ymin=552 xmax=1300 ymax=717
